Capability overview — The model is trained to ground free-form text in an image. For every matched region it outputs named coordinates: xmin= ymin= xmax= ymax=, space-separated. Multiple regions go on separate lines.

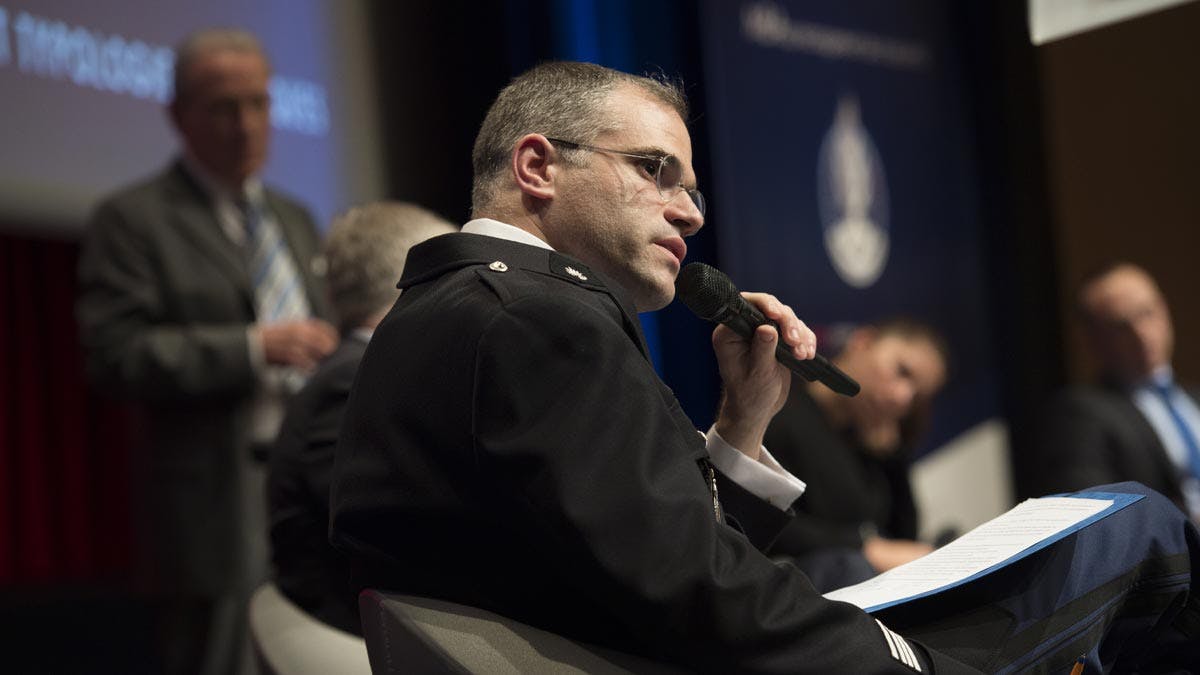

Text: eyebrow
xmin=623 ymin=145 xmax=672 ymax=159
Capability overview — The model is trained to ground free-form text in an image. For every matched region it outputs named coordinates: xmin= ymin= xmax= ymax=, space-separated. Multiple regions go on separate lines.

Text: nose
xmin=890 ymin=381 xmax=917 ymax=415
xmin=665 ymin=191 xmax=704 ymax=237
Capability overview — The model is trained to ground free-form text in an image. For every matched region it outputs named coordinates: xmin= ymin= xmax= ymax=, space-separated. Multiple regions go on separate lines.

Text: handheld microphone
xmin=675 ymin=262 xmax=860 ymax=397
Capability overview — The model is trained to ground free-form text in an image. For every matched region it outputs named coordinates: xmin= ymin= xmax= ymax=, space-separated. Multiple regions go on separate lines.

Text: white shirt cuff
xmin=704 ymin=426 xmax=806 ymax=511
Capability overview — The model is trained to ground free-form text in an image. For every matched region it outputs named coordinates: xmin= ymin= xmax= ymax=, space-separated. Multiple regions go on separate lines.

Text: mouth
xmin=654 ymin=237 xmax=687 ymax=267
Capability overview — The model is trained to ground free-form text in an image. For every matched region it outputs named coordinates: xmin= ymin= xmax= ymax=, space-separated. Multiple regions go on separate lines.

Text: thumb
xmin=750 ymin=324 xmax=780 ymax=372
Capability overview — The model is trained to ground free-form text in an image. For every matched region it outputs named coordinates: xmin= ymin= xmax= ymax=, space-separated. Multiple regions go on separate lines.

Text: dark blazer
xmin=765 ymin=384 xmax=919 ymax=556
xmin=77 ymin=161 xmax=332 ymax=594
xmin=330 ymin=233 xmax=972 ymax=673
xmin=268 ymin=334 xmax=368 ymax=634
xmin=1028 ymin=383 xmax=1198 ymax=508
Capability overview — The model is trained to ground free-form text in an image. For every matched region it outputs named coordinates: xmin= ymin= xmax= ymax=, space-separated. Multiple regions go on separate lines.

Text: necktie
xmin=241 ymin=198 xmax=312 ymax=392
xmin=241 ymin=198 xmax=310 ymax=323
xmin=1153 ymin=382 xmax=1200 ymax=481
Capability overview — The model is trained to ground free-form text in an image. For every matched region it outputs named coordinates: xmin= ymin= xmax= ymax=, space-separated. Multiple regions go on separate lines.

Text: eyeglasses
xmin=545 ymin=137 xmax=706 ymax=217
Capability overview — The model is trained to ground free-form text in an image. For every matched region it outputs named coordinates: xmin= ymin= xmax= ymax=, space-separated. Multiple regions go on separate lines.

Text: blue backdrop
xmin=701 ymin=0 xmax=1000 ymax=452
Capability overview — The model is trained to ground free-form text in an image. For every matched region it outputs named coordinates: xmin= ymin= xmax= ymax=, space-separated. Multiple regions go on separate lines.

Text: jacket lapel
xmin=264 ymin=191 xmax=331 ymax=319
xmin=1105 ymin=383 xmax=1188 ymax=498
xmin=163 ymin=164 xmax=254 ymax=305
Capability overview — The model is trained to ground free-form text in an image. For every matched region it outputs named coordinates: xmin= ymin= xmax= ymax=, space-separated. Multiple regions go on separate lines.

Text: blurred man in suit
xmin=1032 ymin=262 xmax=1200 ymax=521
xmin=765 ymin=319 xmax=947 ymax=590
xmin=77 ymin=27 xmax=336 ymax=675
xmin=267 ymin=202 xmax=455 ymax=634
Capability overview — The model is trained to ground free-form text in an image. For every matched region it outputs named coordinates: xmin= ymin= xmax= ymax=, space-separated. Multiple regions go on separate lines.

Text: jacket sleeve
xmin=470 ymin=293 xmax=976 ymax=674
xmin=76 ymin=198 xmax=257 ymax=401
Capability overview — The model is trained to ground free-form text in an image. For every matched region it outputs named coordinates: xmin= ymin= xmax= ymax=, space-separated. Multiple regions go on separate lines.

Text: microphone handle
xmin=715 ymin=299 xmax=861 ymax=397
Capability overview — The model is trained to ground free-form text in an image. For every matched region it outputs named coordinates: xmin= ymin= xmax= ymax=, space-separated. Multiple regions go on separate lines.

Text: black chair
xmin=358 ymin=590 xmax=683 ymax=674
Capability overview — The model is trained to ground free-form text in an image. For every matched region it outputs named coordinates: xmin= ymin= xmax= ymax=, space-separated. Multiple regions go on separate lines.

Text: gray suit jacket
xmin=77 ymin=160 xmax=332 ymax=593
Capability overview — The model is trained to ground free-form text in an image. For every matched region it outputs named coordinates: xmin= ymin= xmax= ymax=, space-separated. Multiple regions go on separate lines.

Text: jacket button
xmin=488 ymin=261 xmax=508 ymax=272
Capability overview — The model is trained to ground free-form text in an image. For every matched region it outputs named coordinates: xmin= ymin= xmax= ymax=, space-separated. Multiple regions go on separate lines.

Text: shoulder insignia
xmin=876 ymin=619 xmax=922 ymax=671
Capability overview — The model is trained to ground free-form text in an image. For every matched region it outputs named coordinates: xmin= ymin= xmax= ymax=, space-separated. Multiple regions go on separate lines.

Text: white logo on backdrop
xmin=816 ymin=94 xmax=889 ymax=289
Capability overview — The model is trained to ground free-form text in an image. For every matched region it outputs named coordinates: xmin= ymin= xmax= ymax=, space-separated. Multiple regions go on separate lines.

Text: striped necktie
xmin=1153 ymin=381 xmax=1200 ymax=481
xmin=240 ymin=197 xmax=310 ymax=323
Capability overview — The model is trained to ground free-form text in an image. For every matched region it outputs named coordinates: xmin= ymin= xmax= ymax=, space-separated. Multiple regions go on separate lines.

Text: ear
xmin=511 ymin=134 xmax=558 ymax=201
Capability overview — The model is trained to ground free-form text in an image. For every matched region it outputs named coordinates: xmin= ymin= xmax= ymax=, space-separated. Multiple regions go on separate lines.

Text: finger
xmin=299 ymin=335 xmax=335 ymax=362
xmin=740 ymin=292 xmax=780 ymax=319
xmin=287 ymin=342 xmax=316 ymax=369
xmin=771 ymin=305 xmax=813 ymax=361
xmin=311 ymin=319 xmax=339 ymax=342
xmin=297 ymin=321 xmax=338 ymax=354
xmin=741 ymin=292 xmax=815 ymax=360
xmin=749 ymin=324 xmax=783 ymax=374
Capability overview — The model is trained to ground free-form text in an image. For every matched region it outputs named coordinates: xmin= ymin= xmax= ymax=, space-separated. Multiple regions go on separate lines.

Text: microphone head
xmin=675 ymin=262 xmax=739 ymax=321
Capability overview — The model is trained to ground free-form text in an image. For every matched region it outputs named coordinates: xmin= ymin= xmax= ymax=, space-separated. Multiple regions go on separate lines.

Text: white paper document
xmin=824 ymin=496 xmax=1114 ymax=612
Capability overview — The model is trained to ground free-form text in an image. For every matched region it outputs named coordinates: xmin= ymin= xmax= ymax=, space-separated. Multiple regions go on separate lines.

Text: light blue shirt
xmin=1131 ymin=366 xmax=1200 ymax=519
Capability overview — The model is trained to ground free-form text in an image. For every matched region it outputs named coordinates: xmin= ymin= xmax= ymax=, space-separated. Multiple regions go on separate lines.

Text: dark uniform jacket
xmin=330 ymin=232 xmax=974 ymax=673
xmin=77 ymin=161 xmax=332 ymax=594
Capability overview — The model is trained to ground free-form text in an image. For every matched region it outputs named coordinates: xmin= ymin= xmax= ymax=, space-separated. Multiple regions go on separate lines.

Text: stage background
xmin=701 ymin=0 xmax=998 ymax=456
xmin=3 ymin=0 xmax=1200 ymax=669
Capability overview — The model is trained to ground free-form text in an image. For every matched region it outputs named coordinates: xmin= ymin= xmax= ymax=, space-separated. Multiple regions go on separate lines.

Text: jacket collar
xmin=399 ymin=233 xmax=650 ymax=358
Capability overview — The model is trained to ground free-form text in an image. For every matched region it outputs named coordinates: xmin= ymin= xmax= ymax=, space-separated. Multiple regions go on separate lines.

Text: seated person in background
xmin=266 ymin=202 xmax=456 ymax=634
xmin=764 ymin=318 xmax=947 ymax=591
xmin=329 ymin=61 xmax=1200 ymax=673
xmin=1031 ymin=262 xmax=1200 ymax=521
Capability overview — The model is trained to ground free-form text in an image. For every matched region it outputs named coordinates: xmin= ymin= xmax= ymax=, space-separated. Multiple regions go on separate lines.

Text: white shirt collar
xmin=1132 ymin=364 xmax=1175 ymax=392
xmin=461 ymin=218 xmax=554 ymax=251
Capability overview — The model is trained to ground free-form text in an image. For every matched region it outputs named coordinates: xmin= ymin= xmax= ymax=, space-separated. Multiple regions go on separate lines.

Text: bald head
xmin=1078 ymin=263 xmax=1174 ymax=384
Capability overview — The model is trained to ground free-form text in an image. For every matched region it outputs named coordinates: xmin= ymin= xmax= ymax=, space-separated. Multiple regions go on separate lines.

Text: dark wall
xmin=365 ymin=1 xmax=522 ymax=224
xmin=952 ymin=2 xmax=1062 ymax=495
xmin=1038 ymin=2 xmax=1200 ymax=384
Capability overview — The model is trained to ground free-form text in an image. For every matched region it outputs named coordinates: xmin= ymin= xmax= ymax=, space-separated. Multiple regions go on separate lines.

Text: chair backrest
xmin=248 ymin=582 xmax=371 ymax=675
xmin=359 ymin=589 xmax=684 ymax=674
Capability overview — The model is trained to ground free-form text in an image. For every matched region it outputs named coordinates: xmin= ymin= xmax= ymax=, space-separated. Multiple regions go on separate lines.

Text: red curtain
xmin=0 ymin=229 xmax=135 ymax=585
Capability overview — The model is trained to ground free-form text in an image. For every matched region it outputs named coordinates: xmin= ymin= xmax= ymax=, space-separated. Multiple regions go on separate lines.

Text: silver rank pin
xmin=488 ymin=261 xmax=508 ymax=272
xmin=565 ymin=266 xmax=588 ymax=281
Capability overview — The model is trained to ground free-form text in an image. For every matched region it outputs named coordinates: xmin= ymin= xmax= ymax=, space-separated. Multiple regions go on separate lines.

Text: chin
xmin=628 ymin=282 xmax=672 ymax=312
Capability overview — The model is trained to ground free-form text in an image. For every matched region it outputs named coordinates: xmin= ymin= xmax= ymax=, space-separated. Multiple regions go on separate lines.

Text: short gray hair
xmin=173 ymin=27 xmax=269 ymax=103
xmin=324 ymin=202 xmax=456 ymax=331
xmin=470 ymin=61 xmax=687 ymax=213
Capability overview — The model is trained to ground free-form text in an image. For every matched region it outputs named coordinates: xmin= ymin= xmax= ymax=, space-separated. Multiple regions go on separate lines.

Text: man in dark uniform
xmin=330 ymin=62 xmax=1200 ymax=673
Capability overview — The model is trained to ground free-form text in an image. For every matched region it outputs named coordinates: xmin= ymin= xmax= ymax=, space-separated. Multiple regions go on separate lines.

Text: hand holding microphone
xmin=675 ymin=262 xmax=860 ymax=397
